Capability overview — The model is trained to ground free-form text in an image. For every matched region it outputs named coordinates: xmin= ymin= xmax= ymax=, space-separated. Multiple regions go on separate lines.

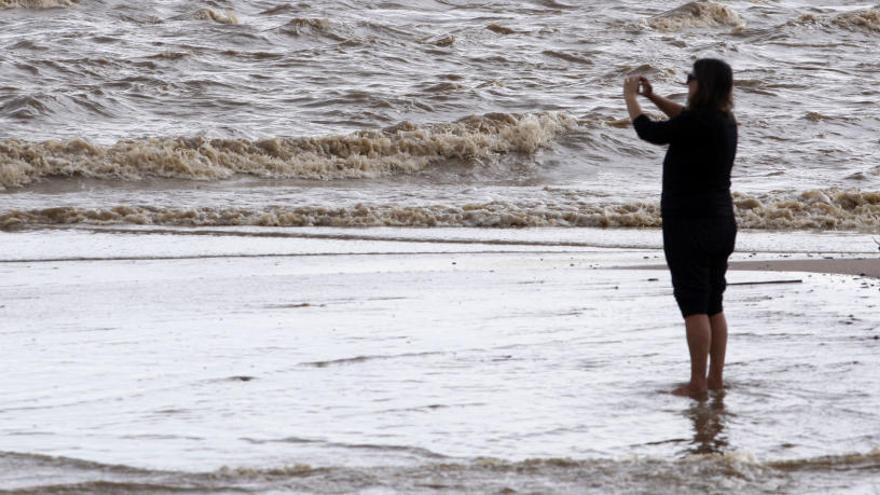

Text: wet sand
xmin=729 ymin=257 xmax=880 ymax=279
xmin=630 ymin=256 xmax=880 ymax=278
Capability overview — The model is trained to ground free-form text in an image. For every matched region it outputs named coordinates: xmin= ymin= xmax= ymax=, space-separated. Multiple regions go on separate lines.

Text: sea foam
xmin=647 ymin=1 xmax=744 ymax=31
xmin=0 ymin=112 xmax=576 ymax=190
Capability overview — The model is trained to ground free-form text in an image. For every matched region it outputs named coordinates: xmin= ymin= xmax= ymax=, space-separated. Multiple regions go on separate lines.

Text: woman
xmin=623 ymin=59 xmax=738 ymax=398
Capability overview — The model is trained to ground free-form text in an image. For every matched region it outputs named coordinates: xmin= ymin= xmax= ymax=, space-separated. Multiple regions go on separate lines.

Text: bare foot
xmin=707 ymin=376 xmax=724 ymax=391
xmin=672 ymin=382 xmax=708 ymax=399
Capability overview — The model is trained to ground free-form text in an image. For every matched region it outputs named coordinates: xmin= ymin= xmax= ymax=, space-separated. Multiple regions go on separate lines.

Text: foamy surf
xmin=3 ymin=189 xmax=878 ymax=232
xmin=832 ymin=7 xmax=880 ymax=32
xmin=647 ymin=1 xmax=744 ymax=32
xmin=786 ymin=7 xmax=880 ymax=33
xmin=0 ymin=112 xmax=575 ymax=189
xmin=193 ymin=8 xmax=239 ymax=25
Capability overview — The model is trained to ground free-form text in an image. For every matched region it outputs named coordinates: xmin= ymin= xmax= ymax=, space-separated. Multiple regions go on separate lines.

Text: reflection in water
xmin=684 ymin=392 xmax=729 ymax=455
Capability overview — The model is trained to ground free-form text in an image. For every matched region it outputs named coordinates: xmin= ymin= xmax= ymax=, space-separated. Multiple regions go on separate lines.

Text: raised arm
xmin=623 ymin=75 xmax=644 ymax=122
xmin=625 ymin=76 xmax=689 ymax=145
xmin=639 ymin=77 xmax=684 ymax=118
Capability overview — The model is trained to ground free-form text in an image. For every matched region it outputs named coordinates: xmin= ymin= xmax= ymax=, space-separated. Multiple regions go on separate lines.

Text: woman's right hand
xmin=638 ymin=76 xmax=654 ymax=98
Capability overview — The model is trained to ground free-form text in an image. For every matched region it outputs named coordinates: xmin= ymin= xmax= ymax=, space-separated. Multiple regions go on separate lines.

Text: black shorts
xmin=662 ymin=215 xmax=737 ymax=318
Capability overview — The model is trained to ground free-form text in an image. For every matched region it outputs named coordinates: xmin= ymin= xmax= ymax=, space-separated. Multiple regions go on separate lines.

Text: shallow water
xmin=1 ymin=227 xmax=879 ymax=493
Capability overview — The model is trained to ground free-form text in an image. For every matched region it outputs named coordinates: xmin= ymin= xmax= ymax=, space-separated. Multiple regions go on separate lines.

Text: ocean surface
xmin=2 ymin=0 xmax=880 ymax=493
xmin=1 ymin=0 xmax=880 ymax=230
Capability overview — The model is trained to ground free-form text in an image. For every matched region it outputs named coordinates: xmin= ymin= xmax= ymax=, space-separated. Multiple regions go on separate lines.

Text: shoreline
xmin=626 ymin=257 xmax=880 ymax=279
xmin=728 ymin=258 xmax=880 ymax=279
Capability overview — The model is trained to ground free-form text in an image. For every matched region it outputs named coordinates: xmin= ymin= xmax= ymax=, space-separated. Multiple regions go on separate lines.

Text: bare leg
xmin=707 ymin=312 xmax=728 ymax=391
xmin=672 ymin=314 xmax=711 ymax=398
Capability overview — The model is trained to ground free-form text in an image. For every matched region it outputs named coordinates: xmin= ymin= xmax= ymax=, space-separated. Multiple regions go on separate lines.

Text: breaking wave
xmin=832 ymin=7 xmax=880 ymax=32
xmin=2 ymin=189 xmax=878 ymax=232
xmin=647 ymin=1 xmax=744 ymax=31
xmin=788 ymin=7 xmax=880 ymax=33
xmin=193 ymin=8 xmax=239 ymax=25
xmin=0 ymin=201 xmax=661 ymax=230
xmin=0 ymin=112 xmax=575 ymax=190
xmin=280 ymin=17 xmax=341 ymax=39
xmin=732 ymin=189 xmax=880 ymax=231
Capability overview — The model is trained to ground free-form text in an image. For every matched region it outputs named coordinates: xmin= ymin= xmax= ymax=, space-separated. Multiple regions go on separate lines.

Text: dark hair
xmin=687 ymin=58 xmax=734 ymax=113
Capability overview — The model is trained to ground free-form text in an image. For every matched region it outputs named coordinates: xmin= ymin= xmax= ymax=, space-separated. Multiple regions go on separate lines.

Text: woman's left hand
xmin=623 ymin=75 xmax=640 ymax=98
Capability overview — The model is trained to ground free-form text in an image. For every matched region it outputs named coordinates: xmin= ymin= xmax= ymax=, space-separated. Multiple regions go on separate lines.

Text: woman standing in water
xmin=623 ymin=59 xmax=737 ymax=398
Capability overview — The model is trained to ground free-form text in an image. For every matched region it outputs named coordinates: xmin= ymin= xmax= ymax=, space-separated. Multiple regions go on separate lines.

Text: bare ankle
xmin=672 ymin=381 xmax=708 ymax=398
xmin=691 ymin=376 xmax=708 ymax=388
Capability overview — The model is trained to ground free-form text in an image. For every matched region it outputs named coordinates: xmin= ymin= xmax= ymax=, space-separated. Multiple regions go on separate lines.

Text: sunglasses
xmin=685 ymin=72 xmax=697 ymax=84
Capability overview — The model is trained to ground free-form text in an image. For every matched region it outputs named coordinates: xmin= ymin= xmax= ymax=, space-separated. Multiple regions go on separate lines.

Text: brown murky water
xmin=1 ymin=0 xmax=879 ymax=230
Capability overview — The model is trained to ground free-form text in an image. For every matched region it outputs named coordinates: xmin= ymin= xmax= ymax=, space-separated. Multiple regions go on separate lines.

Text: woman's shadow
xmin=682 ymin=392 xmax=729 ymax=456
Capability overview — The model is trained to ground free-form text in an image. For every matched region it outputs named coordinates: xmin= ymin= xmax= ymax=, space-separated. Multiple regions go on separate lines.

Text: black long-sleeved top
xmin=633 ymin=110 xmax=737 ymax=218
